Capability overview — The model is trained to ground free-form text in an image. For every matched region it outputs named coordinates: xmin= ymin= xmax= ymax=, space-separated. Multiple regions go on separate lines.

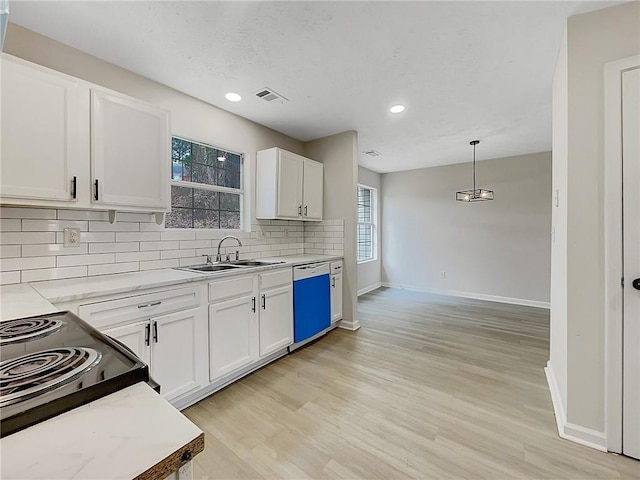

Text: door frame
xmin=604 ymin=54 xmax=640 ymax=453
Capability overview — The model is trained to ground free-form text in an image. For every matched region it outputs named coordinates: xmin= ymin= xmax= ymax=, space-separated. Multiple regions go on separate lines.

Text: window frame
xmin=357 ymin=183 xmax=378 ymax=264
xmin=167 ymin=135 xmax=246 ymax=231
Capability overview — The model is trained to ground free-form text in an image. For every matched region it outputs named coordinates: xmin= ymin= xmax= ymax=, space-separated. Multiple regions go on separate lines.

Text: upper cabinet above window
xmin=255 ymin=147 xmax=323 ymax=222
xmin=0 ymin=54 xmax=171 ymax=214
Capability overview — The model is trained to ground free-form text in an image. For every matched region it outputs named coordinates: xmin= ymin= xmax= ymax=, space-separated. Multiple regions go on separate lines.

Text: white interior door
xmin=622 ymin=66 xmax=640 ymax=460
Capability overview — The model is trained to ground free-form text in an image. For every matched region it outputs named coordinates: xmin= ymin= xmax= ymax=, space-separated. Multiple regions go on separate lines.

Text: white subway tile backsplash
xmin=57 ymin=210 xmax=109 ymax=221
xmin=0 ymin=207 xmax=56 ymax=219
xmin=140 ymin=241 xmax=179 ymax=251
xmin=116 ymin=232 xmax=161 ymax=242
xmin=75 ymin=232 xmax=116 ymax=243
xmin=0 ymin=245 xmax=21 ymax=258
xmin=116 ymin=251 xmax=160 ymax=263
xmin=22 ymin=244 xmax=89 ymax=257
xmin=89 ymin=242 xmax=139 ymax=254
xmin=22 ymin=266 xmax=88 ymax=283
xmin=1 ymin=256 xmax=56 ymax=271
xmin=89 ymin=221 xmax=139 ymax=232
xmin=0 ymin=219 xmax=21 ymax=231
xmin=161 ymin=249 xmax=196 ymax=260
xmin=1 ymin=232 xmax=56 ymax=245
xmin=88 ymin=262 xmax=139 ymax=276
xmin=0 ymin=206 xmax=343 ymax=283
xmin=57 ymin=254 xmax=115 ymax=267
xmin=161 ymin=230 xmax=196 ymax=241
xmin=139 ymin=259 xmax=179 ymax=271
xmin=1 ymin=271 xmax=21 ymax=285
xmin=22 ymin=220 xmax=88 ymax=232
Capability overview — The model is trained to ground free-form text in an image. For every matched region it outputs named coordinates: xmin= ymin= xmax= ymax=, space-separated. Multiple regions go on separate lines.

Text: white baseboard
xmin=358 ymin=282 xmax=382 ymax=296
xmin=381 ymin=283 xmax=550 ymax=309
xmin=337 ymin=318 xmax=361 ymax=331
xmin=545 ymin=363 xmax=607 ymax=452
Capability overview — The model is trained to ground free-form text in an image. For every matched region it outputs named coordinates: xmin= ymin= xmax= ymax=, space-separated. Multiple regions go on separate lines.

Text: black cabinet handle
xmin=304 ymin=205 xmax=308 ymax=216
xmin=633 ymin=278 xmax=640 ymax=291
xmin=252 ymin=296 xmax=256 ymax=312
xmin=144 ymin=324 xmax=150 ymax=346
xmin=261 ymin=294 xmax=266 ymax=310
xmin=94 ymin=179 xmax=99 ymax=201
xmin=298 ymin=205 xmax=302 ymax=216
xmin=332 ymin=277 xmax=336 ymax=287
xmin=71 ymin=176 xmax=77 ymax=199
xmin=153 ymin=321 xmax=158 ymax=343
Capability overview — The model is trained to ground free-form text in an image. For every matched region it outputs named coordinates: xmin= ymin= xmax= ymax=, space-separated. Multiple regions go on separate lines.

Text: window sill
xmin=357 ymin=258 xmax=378 ymax=265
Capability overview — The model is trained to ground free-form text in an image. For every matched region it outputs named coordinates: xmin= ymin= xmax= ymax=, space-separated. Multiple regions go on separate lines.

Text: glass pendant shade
xmin=456 ymin=140 xmax=494 ymax=202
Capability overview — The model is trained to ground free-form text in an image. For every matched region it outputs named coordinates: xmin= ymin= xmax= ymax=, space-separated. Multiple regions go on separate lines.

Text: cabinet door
xmin=91 ymin=89 xmax=170 ymax=210
xmin=209 ymin=294 xmax=258 ymax=381
xmin=302 ymin=159 xmax=323 ymax=221
xmin=331 ymin=273 xmax=343 ymax=323
xmin=276 ymin=150 xmax=303 ymax=219
xmin=1 ymin=56 xmax=88 ymax=203
xmin=101 ymin=321 xmax=151 ymax=366
xmin=259 ymin=284 xmax=293 ymax=357
xmin=151 ymin=309 xmax=202 ymax=401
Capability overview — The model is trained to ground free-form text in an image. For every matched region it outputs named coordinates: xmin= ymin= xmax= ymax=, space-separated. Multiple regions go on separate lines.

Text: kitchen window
xmin=166 ymin=137 xmax=243 ymax=229
xmin=357 ymin=184 xmax=377 ymax=263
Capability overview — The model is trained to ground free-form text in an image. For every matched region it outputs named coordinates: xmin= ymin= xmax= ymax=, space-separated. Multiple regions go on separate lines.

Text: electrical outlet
xmin=440 ymin=271 xmax=446 ymax=280
xmin=63 ymin=228 xmax=81 ymax=247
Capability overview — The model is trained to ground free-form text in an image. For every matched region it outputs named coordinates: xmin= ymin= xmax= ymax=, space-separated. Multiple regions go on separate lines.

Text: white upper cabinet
xmin=1 ymin=55 xmax=89 ymax=204
xmin=0 ymin=54 xmax=170 ymax=213
xmin=256 ymin=147 xmax=323 ymax=221
xmin=302 ymin=158 xmax=323 ymax=221
xmin=91 ymin=89 xmax=170 ymax=210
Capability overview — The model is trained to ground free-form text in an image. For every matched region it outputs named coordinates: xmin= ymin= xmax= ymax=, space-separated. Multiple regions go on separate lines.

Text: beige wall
xmin=304 ymin=132 xmax=359 ymax=330
xmin=357 ymin=166 xmax=382 ymax=294
xmin=381 ymin=152 xmax=552 ymax=306
xmin=550 ymin=1 xmax=640 ymax=437
xmin=4 ymin=23 xmax=305 ymax=228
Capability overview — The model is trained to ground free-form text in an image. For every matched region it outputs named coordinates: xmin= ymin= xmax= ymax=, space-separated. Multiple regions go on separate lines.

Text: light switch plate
xmin=63 ymin=228 xmax=81 ymax=247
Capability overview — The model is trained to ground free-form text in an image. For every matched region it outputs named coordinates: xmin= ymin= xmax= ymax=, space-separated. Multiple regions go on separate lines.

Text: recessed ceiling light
xmin=390 ymin=104 xmax=405 ymax=114
xmin=225 ymin=92 xmax=242 ymax=102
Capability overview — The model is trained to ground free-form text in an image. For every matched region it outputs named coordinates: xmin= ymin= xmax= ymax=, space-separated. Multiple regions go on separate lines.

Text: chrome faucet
xmin=216 ymin=235 xmax=243 ymax=262
xmin=201 ymin=254 xmax=213 ymax=265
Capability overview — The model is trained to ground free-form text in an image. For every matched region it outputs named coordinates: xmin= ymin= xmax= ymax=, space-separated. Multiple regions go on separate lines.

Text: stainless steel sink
xmin=229 ymin=260 xmax=286 ymax=267
xmin=184 ymin=264 xmax=245 ymax=273
xmin=177 ymin=259 xmax=286 ymax=274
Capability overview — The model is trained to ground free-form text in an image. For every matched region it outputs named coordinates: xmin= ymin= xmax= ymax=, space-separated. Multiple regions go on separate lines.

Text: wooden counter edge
xmin=134 ymin=432 xmax=204 ymax=480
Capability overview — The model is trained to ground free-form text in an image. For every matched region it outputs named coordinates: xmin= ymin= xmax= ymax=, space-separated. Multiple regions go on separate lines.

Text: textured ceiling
xmin=8 ymin=1 xmax=623 ymax=172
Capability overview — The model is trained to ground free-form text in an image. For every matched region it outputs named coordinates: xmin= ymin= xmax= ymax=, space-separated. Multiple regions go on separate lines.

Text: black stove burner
xmin=0 ymin=317 xmax=64 ymax=344
xmin=0 ymin=347 xmax=101 ymax=407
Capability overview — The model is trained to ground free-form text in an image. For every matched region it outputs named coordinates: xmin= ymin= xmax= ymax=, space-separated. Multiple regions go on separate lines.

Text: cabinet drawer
xmin=209 ymin=274 xmax=255 ymax=303
xmin=78 ymin=286 xmax=201 ymax=331
xmin=259 ymin=268 xmax=292 ymax=290
xmin=330 ymin=261 xmax=343 ymax=274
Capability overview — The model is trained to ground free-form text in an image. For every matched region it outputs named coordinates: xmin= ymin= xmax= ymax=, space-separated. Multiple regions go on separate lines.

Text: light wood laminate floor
xmin=183 ymin=287 xmax=639 ymax=479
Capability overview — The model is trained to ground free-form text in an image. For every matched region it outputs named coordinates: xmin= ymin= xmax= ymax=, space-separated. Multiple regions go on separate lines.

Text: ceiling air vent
xmin=363 ymin=150 xmax=382 ymax=157
xmin=255 ymin=87 xmax=289 ymax=103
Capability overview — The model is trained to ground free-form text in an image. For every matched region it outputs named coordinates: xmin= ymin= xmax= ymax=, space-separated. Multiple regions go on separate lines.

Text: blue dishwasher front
xmin=293 ymin=264 xmax=331 ymax=344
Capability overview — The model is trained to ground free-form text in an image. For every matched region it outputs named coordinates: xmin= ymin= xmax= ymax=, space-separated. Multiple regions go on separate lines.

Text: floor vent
xmin=363 ymin=150 xmax=382 ymax=157
xmin=255 ymin=88 xmax=289 ymax=103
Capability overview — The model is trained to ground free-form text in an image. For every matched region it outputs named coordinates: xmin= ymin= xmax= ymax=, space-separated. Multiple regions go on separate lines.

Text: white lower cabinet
xmin=258 ymin=282 xmax=293 ymax=358
xmin=208 ymin=268 xmax=293 ymax=381
xmin=209 ymin=292 xmax=258 ymax=380
xmin=79 ymin=286 xmax=206 ymax=404
xmin=330 ymin=261 xmax=343 ymax=323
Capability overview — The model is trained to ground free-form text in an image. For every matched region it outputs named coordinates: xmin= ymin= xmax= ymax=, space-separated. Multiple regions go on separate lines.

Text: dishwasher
xmin=290 ymin=262 xmax=331 ymax=351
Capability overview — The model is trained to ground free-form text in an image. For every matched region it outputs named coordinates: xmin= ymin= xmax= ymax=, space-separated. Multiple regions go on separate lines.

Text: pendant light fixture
xmin=456 ymin=140 xmax=494 ymax=202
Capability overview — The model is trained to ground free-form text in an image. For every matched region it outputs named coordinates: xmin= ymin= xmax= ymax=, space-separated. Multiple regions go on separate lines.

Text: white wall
xmin=381 ymin=152 xmax=552 ymax=307
xmin=304 ymin=132 xmax=359 ymax=330
xmin=357 ymin=166 xmax=382 ymax=295
xmin=549 ymin=1 xmax=640 ymax=443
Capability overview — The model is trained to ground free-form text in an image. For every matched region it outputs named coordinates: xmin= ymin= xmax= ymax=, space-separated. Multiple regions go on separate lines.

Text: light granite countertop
xmin=0 ymin=382 xmax=203 ymax=480
xmin=29 ymin=254 xmax=342 ymax=304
